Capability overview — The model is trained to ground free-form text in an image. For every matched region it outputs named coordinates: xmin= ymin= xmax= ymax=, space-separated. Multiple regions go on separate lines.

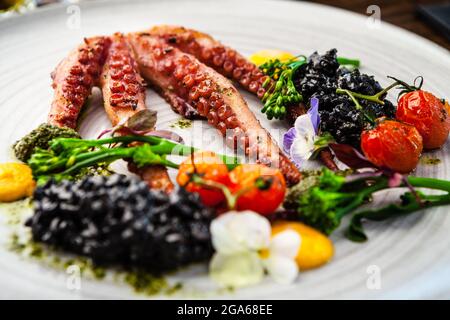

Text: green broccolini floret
xmin=285 ymin=168 xmax=450 ymax=241
xmin=286 ymin=168 xmax=363 ymax=235
xmin=259 ymin=55 xmax=361 ymax=120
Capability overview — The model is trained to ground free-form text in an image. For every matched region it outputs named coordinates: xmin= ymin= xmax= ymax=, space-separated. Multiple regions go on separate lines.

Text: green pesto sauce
xmin=1 ymin=199 xmax=220 ymax=298
xmin=170 ymin=119 xmax=192 ymax=129
xmin=1 ymin=199 xmax=181 ymax=296
xmin=12 ymin=123 xmax=80 ymax=162
xmin=124 ymin=271 xmax=178 ymax=296
xmin=0 ymin=198 xmax=32 ymax=226
xmin=7 ymin=230 xmax=185 ymax=295
xmin=420 ymin=156 xmax=441 ymax=166
xmin=300 ymin=169 xmax=354 ymax=179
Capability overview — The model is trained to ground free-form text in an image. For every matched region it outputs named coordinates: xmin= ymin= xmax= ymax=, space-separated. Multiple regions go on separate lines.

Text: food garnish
xmin=26 ymin=175 xmax=214 ymax=273
xmin=271 ymin=221 xmax=334 ymax=270
xmin=282 ymin=98 xmax=333 ymax=167
xmin=285 ymin=168 xmax=450 ymax=241
xmin=170 ymin=118 xmax=193 ymax=129
xmin=0 ymin=163 xmax=35 ymax=202
xmin=13 ymin=123 xmax=80 ymax=162
xmin=209 ymin=211 xmax=300 ymax=287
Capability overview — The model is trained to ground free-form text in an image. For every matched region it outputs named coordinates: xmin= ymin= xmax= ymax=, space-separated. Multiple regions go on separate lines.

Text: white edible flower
xmin=283 ymin=97 xmax=323 ymax=168
xmin=209 ymin=251 xmax=265 ymax=288
xmin=261 ymin=230 xmax=301 ymax=284
xmin=210 ymin=211 xmax=271 ymax=254
xmin=209 ymin=211 xmax=301 ymax=288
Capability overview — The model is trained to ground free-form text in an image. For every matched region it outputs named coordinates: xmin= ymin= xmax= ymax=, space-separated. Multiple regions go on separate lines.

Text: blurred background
xmin=1 ymin=0 xmax=449 ymax=50
xmin=310 ymin=0 xmax=450 ymax=49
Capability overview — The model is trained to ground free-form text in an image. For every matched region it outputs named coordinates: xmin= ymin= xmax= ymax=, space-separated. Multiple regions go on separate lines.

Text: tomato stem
xmin=190 ymin=174 xmax=238 ymax=210
xmin=189 ymin=174 xmax=268 ymax=211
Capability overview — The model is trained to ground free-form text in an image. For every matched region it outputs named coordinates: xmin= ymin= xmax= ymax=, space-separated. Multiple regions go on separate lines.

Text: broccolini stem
xmin=150 ymin=142 xmax=238 ymax=170
xmin=53 ymin=135 xmax=165 ymax=149
xmin=336 ymin=57 xmax=360 ymax=67
xmin=61 ymin=146 xmax=179 ymax=177
xmin=363 ymin=193 xmax=450 ymax=219
xmin=336 ymin=178 xmax=389 ymax=219
xmin=53 ymin=136 xmax=239 ymax=170
xmin=341 ymin=174 xmax=450 ymax=219
xmin=407 ymin=176 xmax=450 ymax=193
xmin=346 ymin=193 xmax=450 ymax=242
xmin=61 ymin=148 xmax=136 ymax=176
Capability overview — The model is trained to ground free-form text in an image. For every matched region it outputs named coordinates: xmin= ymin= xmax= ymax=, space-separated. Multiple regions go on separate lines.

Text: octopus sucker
xmin=48 ymin=26 xmax=301 ymax=190
xmin=48 ymin=36 xmax=111 ymax=129
xmin=100 ymin=33 xmax=147 ymax=126
xmin=144 ymin=25 xmax=336 ymax=172
xmin=145 ymin=25 xmax=269 ymax=98
xmin=127 ymin=33 xmax=300 ymax=185
xmin=100 ymin=33 xmax=174 ymax=193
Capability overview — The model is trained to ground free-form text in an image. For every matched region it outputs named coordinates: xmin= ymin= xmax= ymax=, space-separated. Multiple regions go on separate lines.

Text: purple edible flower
xmin=282 ymin=98 xmax=322 ymax=168
xmin=283 ymin=127 xmax=297 ymax=154
xmin=307 ymin=97 xmax=320 ymax=135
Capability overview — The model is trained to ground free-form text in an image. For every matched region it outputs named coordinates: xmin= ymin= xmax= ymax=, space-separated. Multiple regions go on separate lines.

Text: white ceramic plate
xmin=0 ymin=0 xmax=449 ymax=299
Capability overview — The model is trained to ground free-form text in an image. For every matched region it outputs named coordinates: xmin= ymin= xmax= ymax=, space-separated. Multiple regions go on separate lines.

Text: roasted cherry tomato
xmin=176 ymin=151 xmax=230 ymax=207
xmin=396 ymin=91 xmax=450 ymax=150
xmin=361 ymin=119 xmax=423 ymax=173
xmin=229 ymin=164 xmax=286 ymax=215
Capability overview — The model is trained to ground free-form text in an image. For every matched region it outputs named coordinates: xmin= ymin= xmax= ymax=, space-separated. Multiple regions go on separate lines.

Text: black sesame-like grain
xmin=26 ymin=175 xmax=214 ymax=274
xmin=294 ymin=49 xmax=395 ymax=148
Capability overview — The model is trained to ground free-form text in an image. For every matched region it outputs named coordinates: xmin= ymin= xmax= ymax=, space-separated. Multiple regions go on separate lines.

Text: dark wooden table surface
xmin=307 ymin=0 xmax=450 ymax=50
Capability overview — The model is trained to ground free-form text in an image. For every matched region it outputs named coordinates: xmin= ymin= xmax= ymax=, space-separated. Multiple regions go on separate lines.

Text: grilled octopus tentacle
xmin=149 ymin=25 xmax=339 ymax=171
xmin=100 ymin=33 xmax=174 ymax=192
xmin=100 ymin=33 xmax=147 ymax=125
xmin=48 ymin=36 xmax=111 ymax=128
xmin=147 ymin=25 xmax=269 ymax=99
xmin=127 ymin=33 xmax=301 ymax=185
